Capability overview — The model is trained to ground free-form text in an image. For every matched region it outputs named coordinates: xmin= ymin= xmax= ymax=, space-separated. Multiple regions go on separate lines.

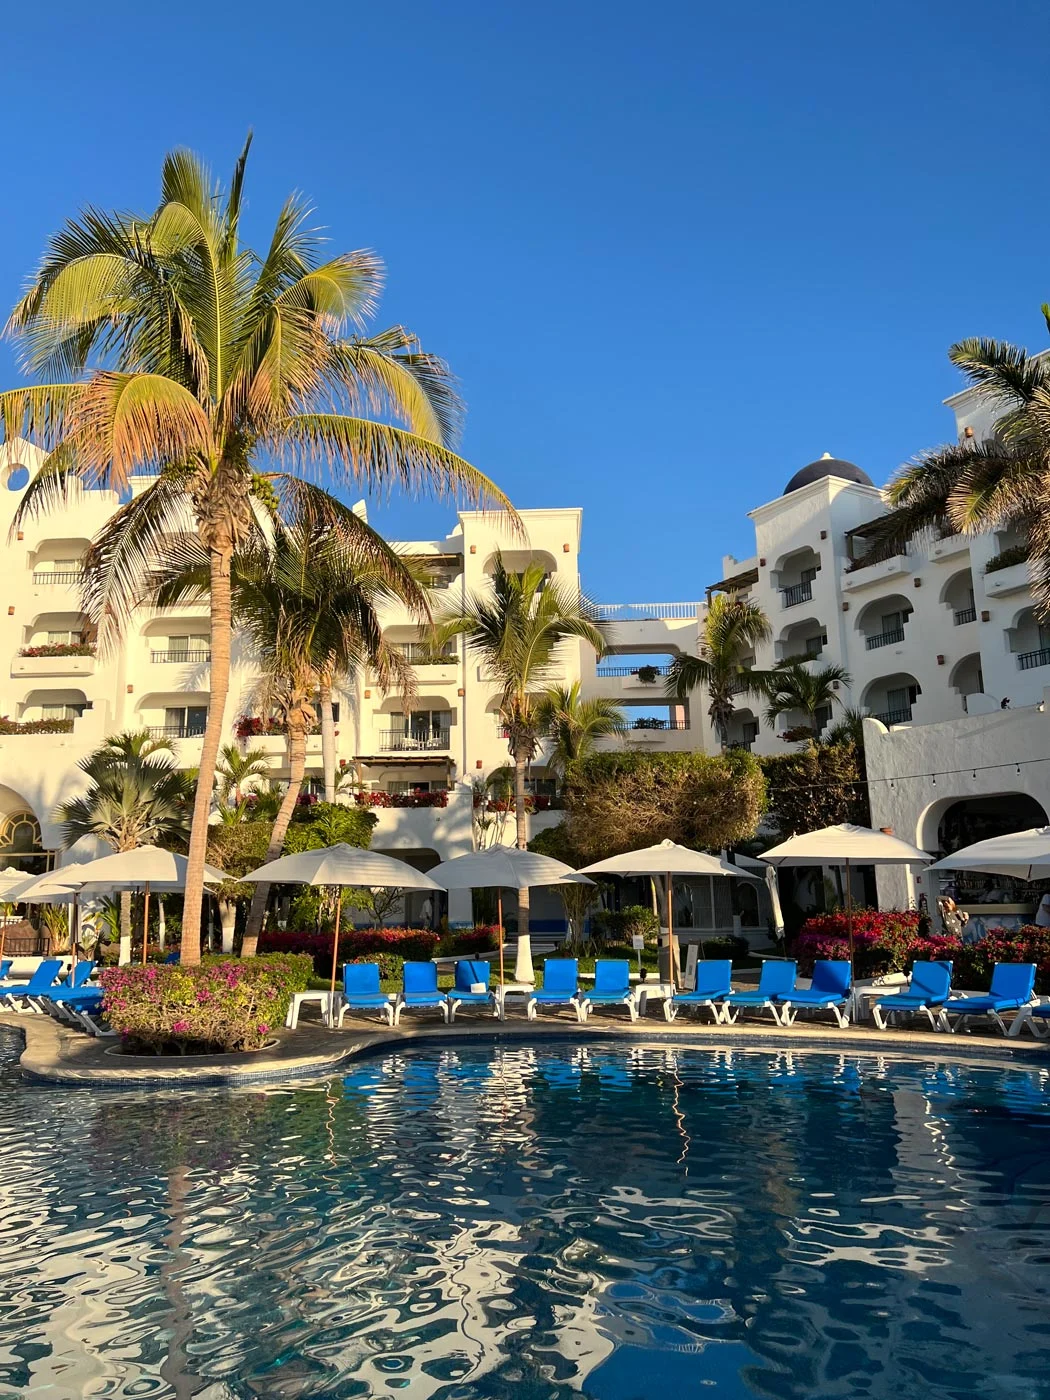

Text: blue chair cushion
xmin=947 ymin=995 xmax=1028 ymax=1014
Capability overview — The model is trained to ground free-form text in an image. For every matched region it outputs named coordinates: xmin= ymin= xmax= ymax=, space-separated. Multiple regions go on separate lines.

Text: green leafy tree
xmin=215 ymin=742 xmax=272 ymax=807
xmin=760 ymin=739 xmax=869 ymax=841
xmin=665 ymin=595 xmax=772 ymax=750
xmin=763 ymin=659 xmax=851 ymax=739
xmin=535 ymin=681 xmax=625 ymax=775
xmin=856 ymin=337 xmax=1049 ymax=611
xmin=438 ymin=554 xmax=605 ymax=934
xmin=3 ymin=138 xmax=512 ymax=964
xmin=57 ymin=733 xmax=194 ymax=962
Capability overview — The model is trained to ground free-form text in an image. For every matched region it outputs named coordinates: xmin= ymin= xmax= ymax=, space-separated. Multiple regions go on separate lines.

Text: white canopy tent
xmin=577 ymin=839 xmax=753 ymax=983
xmin=427 ymin=846 xmax=593 ymax=985
xmin=760 ymin=823 xmax=932 ymax=957
xmin=240 ymin=844 xmax=442 ymax=991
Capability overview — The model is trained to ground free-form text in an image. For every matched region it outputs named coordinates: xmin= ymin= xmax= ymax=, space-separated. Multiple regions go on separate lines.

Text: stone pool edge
xmin=6 ymin=1010 xmax=1050 ymax=1088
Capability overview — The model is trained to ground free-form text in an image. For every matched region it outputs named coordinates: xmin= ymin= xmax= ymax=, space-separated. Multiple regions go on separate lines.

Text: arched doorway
xmin=935 ymin=793 xmax=1047 ymax=856
xmin=925 ymin=792 xmax=1050 ymax=913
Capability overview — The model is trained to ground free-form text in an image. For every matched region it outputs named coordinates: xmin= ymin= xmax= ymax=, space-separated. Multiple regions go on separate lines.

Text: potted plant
xmin=636 ymin=665 xmax=659 ymax=684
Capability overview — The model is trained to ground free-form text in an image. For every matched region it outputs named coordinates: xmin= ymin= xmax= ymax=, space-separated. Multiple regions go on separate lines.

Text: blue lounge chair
xmin=722 ymin=959 xmax=797 ymax=1026
xmin=394 ymin=961 xmax=449 ymax=1026
xmin=0 ymin=958 xmax=63 ymax=1012
xmin=0 ymin=959 xmax=11 ymax=985
xmin=335 ymin=962 xmax=396 ymax=1027
xmin=579 ymin=960 xmax=638 ymax=1023
xmin=1010 ymin=1000 xmax=1050 ymax=1037
xmin=777 ymin=960 xmax=852 ymax=1028
xmin=943 ymin=962 xmax=1036 ymax=1035
xmin=664 ymin=959 xmax=732 ymax=1023
xmin=527 ymin=959 xmax=582 ymax=1022
xmin=446 ymin=959 xmax=497 ymax=1023
xmin=872 ymin=961 xmax=953 ymax=1031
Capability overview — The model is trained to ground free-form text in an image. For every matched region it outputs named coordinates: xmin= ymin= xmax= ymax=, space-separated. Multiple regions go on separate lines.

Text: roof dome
xmin=783 ymin=452 xmax=873 ymax=495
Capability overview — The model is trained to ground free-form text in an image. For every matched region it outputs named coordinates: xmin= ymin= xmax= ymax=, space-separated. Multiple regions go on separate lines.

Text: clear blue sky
xmin=3 ymin=0 xmax=1049 ymax=601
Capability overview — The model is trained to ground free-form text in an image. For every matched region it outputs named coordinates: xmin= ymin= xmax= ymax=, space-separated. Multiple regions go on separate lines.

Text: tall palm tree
xmin=535 ymin=682 xmax=626 ymax=775
xmin=763 ymin=660 xmax=851 ymax=739
xmin=439 ymin=554 xmax=606 ymax=935
xmin=857 ymin=337 xmax=1049 ymax=610
xmin=160 ymin=519 xmax=419 ymax=953
xmin=57 ymin=732 xmax=194 ymax=963
xmin=2 ymin=139 xmax=513 ymax=964
xmin=665 ymin=594 xmax=772 ymax=750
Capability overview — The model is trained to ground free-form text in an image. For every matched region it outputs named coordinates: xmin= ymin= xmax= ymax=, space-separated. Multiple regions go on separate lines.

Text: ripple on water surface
xmin=0 ymin=1032 xmax=1048 ymax=1398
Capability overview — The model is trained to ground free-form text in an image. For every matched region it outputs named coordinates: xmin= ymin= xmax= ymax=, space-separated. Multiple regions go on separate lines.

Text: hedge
xmin=99 ymin=953 xmax=313 ymax=1054
xmin=258 ymin=927 xmax=439 ymax=976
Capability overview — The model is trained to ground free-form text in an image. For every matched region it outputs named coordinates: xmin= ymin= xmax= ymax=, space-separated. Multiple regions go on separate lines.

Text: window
xmin=164 ymin=706 xmax=208 ymax=737
xmin=390 ymin=710 xmax=451 ymax=740
xmin=886 ymin=685 xmax=918 ymax=711
xmin=815 ymin=704 xmax=832 ymax=731
xmin=46 ymin=630 xmax=81 ymax=646
xmin=804 ymin=634 xmax=825 ymax=657
xmin=389 ymin=780 xmax=434 ymax=794
xmin=41 ymin=702 xmax=84 ymax=720
xmin=331 ymin=702 xmax=340 ymax=723
xmin=800 ymin=566 xmax=818 ymax=584
xmin=743 ymin=720 xmax=759 ymax=743
xmin=880 ymin=611 xmax=902 ymax=634
xmin=167 ymin=634 xmax=209 ymax=657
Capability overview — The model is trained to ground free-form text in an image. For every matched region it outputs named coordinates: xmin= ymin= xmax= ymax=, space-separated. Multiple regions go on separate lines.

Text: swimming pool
xmin=1 ymin=1031 xmax=1048 ymax=1398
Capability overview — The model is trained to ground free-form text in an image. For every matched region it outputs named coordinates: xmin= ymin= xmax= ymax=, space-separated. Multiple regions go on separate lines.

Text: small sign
xmin=631 ymin=934 xmax=645 ymax=951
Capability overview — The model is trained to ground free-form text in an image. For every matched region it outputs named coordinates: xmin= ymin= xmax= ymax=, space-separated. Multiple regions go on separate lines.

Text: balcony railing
xmin=593 ymin=602 xmax=701 ymax=621
xmin=391 ymin=644 xmax=458 ymax=665
xmin=150 ymin=650 xmax=211 ymax=663
xmin=378 ymin=728 xmax=452 ymax=752
xmin=865 ymin=627 xmax=905 ymax=651
xmin=595 ymin=664 xmax=671 ymax=677
xmin=954 ymin=606 xmax=977 ymax=626
xmin=1018 ymin=647 xmax=1050 ymax=671
xmin=143 ymin=722 xmax=207 ymax=740
xmin=781 ymin=581 xmax=813 ymax=608
xmin=631 ymin=718 xmax=689 ymax=731
xmin=873 ymin=706 xmax=913 ymax=725
xmin=32 ymin=570 xmax=82 ymax=585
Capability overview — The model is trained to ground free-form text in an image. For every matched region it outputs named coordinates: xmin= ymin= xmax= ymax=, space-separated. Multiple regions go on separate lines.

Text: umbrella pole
xmin=72 ymin=893 xmax=79 ymax=967
xmin=142 ymin=883 xmax=150 ymax=965
xmin=666 ymin=874 xmax=679 ymax=989
xmin=845 ymin=858 xmax=854 ymax=966
xmin=498 ymin=890 xmax=505 ymax=986
xmin=329 ymin=887 xmax=342 ymax=997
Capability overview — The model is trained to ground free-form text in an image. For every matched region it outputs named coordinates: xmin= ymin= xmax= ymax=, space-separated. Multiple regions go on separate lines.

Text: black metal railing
xmin=874 ymin=706 xmax=913 ymax=725
xmin=1018 ymin=648 xmax=1050 ymax=671
xmin=150 ymin=650 xmax=211 ymax=663
xmin=631 ymin=718 xmax=689 ymax=731
xmin=595 ymin=664 xmax=671 ymax=677
xmin=781 ymin=580 xmax=813 ymax=608
xmin=865 ymin=627 xmax=906 ymax=651
xmin=143 ymin=722 xmax=207 ymax=740
xmin=953 ymin=606 xmax=977 ymax=626
xmin=378 ymin=728 xmax=452 ymax=752
xmin=32 ymin=570 xmax=82 ymax=585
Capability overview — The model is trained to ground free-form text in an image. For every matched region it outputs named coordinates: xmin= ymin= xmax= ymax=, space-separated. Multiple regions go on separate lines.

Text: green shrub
xmin=99 ymin=953 xmax=313 ymax=1054
xmin=592 ymin=904 xmax=659 ymax=947
xmin=692 ymin=934 xmax=749 ymax=961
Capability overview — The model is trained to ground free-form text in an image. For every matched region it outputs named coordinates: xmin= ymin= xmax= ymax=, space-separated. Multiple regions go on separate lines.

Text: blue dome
xmin=784 ymin=454 xmax=873 ymax=495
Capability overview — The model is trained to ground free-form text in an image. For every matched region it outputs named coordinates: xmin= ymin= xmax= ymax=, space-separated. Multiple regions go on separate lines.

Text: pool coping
xmin=5 ymin=1008 xmax=1050 ymax=1088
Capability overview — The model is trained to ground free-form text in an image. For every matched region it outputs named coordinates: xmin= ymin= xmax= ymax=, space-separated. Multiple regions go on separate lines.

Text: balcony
xmin=144 ymin=722 xmax=208 ymax=740
xmin=1017 ymin=647 xmax=1050 ymax=671
xmin=983 ymin=559 xmax=1031 ymax=598
xmin=31 ymin=570 xmax=83 ymax=586
xmin=781 ymin=581 xmax=813 ymax=609
xmin=12 ymin=650 xmax=96 ymax=678
xmin=151 ymin=649 xmax=211 ymax=664
xmin=873 ymin=706 xmax=913 ymax=725
xmin=865 ymin=627 xmax=906 ymax=651
xmin=953 ymin=606 xmax=977 ymax=626
xmin=378 ymin=728 xmax=452 ymax=752
xmin=841 ymin=553 xmax=912 ymax=592
xmin=593 ymin=602 xmax=700 ymax=621
xmin=595 ymin=664 xmax=671 ymax=678
xmin=631 ymin=719 xmax=688 ymax=731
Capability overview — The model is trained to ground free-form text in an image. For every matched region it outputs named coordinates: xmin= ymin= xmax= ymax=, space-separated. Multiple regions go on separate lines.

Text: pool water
xmin=1 ymin=1034 xmax=1049 ymax=1399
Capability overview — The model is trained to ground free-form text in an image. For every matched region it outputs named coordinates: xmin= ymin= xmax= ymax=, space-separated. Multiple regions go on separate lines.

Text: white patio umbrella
xmin=240 ymin=843 xmax=443 ymax=992
xmin=426 ymin=846 xmax=594 ymax=986
xmin=70 ymin=847 xmax=231 ymax=964
xmin=14 ymin=863 xmax=90 ymax=964
xmin=760 ymin=823 xmax=932 ymax=958
xmin=577 ymin=839 xmax=752 ymax=985
xmin=927 ymin=827 xmax=1050 ymax=882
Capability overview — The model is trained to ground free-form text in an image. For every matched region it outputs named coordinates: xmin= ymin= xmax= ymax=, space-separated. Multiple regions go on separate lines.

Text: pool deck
xmin=5 ymin=1006 xmax=1050 ymax=1087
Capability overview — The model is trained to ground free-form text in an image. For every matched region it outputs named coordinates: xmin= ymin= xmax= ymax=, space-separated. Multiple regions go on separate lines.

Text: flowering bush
xmin=955 ymin=924 xmax=1050 ymax=994
xmin=258 ymin=927 xmax=439 ymax=976
xmin=355 ymin=790 xmax=449 ymax=808
xmin=99 ymin=953 xmax=313 ymax=1054
xmin=0 ymin=716 xmax=75 ymax=734
xmin=792 ymin=910 xmax=960 ymax=978
xmin=18 ymin=642 xmax=95 ymax=657
xmin=437 ymin=926 xmax=499 ymax=955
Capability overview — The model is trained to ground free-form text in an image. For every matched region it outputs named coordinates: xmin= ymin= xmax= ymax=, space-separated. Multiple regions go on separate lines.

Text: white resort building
xmin=0 ymin=363 xmax=1045 ymax=932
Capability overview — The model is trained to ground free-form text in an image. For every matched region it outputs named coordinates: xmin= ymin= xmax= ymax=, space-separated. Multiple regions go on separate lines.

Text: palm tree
xmin=439 ymin=554 xmax=606 ymax=936
xmin=535 ymin=682 xmax=625 ymax=775
xmin=2 ymin=139 xmax=513 ymax=964
xmin=665 ymin=595 xmax=772 ymax=750
xmin=216 ymin=742 xmax=272 ymax=807
xmin=763 ymin=660 xmax=851 ymax=739
xmin=57 ymin=732 xmax=194 ymax=963
xmin=856 ymin=338 xmax=1049 ymax=610
xmin=160 ymin=520 xmax=419 ymax=954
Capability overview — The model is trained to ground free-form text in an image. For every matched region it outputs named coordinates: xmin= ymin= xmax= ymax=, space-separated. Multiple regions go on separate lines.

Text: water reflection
xmin=0 ymin=1033 xmax=1047 ymax=1397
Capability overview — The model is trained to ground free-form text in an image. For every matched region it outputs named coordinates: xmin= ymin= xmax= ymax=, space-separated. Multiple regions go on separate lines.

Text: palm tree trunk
xmin=182 ymin=546 xmax=233 ymax=966
xmin=118 ymin=889 xmax=132 ymax=966
xmin=319 ymin=679 xmax=337 ymax=803
xmin=242 ymin=724 xmax=306 ymax=955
